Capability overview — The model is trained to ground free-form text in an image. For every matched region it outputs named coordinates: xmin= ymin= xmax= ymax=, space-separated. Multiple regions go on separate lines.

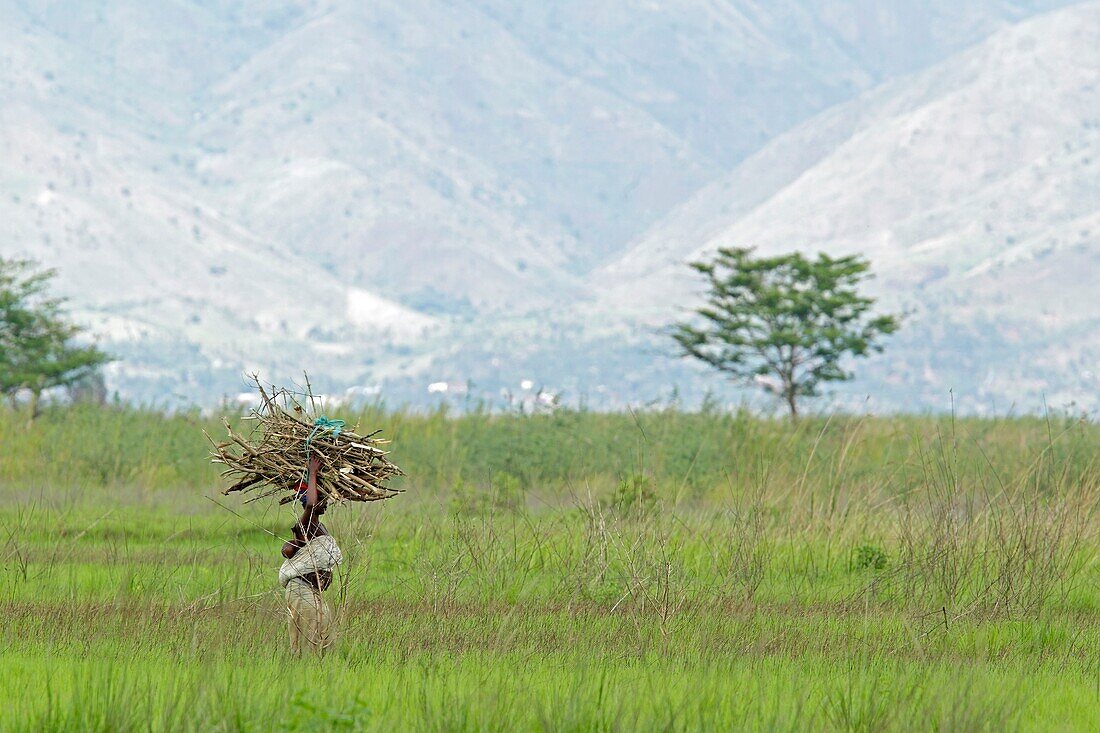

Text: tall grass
xmin=1 ymin=405 xmax=1097 ymax=730
xmin=2 ymin=403 xmax=1095 ymax=502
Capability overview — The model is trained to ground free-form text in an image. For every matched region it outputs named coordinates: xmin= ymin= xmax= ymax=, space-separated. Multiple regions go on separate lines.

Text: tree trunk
xmin=26 ymin=388 xmax=40 ymax=427
xmin=784 ymin=385 xmax=799 ymax=423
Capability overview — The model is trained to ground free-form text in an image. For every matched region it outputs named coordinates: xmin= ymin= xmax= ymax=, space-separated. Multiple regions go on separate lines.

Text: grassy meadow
xmin=1 ymin=404 xmax=1098 ymax=731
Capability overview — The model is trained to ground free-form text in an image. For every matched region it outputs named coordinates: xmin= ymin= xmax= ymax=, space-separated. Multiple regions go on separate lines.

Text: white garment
xmin=286 ymin=576 xmax=334 ymax=655
xmin=279 ymin=534 xmax=343 ymax=588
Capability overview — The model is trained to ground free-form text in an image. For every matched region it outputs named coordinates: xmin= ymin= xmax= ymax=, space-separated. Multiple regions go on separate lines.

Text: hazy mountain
xmin=470 ymin=0 xmax=1072 ymax=166
xmin=0 ymin=0 xmax=1092 ymax=409
xmin=595 ymin=1 xmax=1099 ymax=412
xmin=0 ymin=0 xmax=440 ymax=398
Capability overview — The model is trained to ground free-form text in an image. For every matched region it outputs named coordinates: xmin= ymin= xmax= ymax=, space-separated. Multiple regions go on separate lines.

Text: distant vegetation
xmin=672 ymin=247 xmax=900 ymax=420
xmin=0 ymin=257 xmax=110 ymax=421
xmin=2 ymin=402 xmax=1095 ymax=500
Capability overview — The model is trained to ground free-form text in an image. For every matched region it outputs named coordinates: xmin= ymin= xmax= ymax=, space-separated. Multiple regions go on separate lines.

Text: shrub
xmin=851 ymin=543 xmax=889 ymax=571
xmin=610 ymin=473 xmax=657 ymax=517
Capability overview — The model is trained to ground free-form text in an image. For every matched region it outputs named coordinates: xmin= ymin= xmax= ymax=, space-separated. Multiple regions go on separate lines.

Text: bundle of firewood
xmin=208 ymin=378 xmax=403 ymax=504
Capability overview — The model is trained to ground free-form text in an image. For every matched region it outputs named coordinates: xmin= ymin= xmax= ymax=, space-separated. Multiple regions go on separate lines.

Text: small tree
xmin=671 ymin=247 xmax=899 ymax=420
xmin=0 ymin=257 xmax=111 ymax=420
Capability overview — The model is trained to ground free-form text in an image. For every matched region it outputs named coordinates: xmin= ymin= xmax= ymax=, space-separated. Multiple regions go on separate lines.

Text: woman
xmin=279 ymin=455 xmax=343 ymax=656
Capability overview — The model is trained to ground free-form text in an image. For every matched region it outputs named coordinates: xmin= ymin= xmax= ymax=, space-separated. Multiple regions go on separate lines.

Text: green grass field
xmin=1 ymin=405 xmax=1098 ymax=731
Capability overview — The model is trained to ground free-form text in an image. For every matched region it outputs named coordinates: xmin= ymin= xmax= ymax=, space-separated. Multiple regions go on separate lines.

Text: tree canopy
xmin=670 ymin=247 xmax=900 ymax=419
xmin=0 ymin=257 xmax=111 ymax=417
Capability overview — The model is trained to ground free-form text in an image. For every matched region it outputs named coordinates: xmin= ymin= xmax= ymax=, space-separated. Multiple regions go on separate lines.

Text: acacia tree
xmin=0 ymin=257 xmax=111 ymax=421
xmin=671 ymin=247 xmax=899 ymax=420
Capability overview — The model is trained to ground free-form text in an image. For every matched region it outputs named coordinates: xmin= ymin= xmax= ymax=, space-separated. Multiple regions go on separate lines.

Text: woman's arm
xmin=298 ymin=455 xmax=327 ymax=540
xmin=283 ymin=456 xmax=325 ymax=557
xmin=305 ymin=454 xmax=322 ymax=509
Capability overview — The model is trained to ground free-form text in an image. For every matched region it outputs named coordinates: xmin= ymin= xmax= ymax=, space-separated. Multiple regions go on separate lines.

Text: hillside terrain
xmin=595 ymin=2 xmax=1099 ymax=412
xmin=0 ymin=0 xmax=1093 ymax=410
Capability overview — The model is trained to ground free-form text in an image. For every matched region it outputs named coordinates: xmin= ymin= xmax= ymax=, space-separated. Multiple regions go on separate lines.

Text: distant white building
xmin=345 ymin=384 xmax=382 ymax=398
xmin=428 ymin=381 xmax=470 ymax=395
xmin=234 ymin=391 xmax=261 ymax=407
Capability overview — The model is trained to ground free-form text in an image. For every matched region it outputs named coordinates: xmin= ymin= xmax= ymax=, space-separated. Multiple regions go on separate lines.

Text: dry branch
xmin=207 ymin=378 xmax=404 ymax=504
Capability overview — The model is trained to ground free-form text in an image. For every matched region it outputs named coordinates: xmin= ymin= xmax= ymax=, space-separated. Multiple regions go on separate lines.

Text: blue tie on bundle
xmin=306 ymin=416 xmax=346 ymax=450
xmin=299 ymin=416 xmax=347 ymax=504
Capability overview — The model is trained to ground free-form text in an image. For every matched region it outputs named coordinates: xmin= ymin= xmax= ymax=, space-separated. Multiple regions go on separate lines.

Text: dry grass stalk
xmin=207 ymin=377 xmax=404 ymax=504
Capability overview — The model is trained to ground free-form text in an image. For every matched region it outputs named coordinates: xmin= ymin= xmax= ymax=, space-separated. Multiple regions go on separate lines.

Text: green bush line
xmin=2 ymin=404 xmax=1096 ymax=499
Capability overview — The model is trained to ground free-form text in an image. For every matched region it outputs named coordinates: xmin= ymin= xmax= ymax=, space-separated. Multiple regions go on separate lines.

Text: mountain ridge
xmin=589 ymin=1 xmax=1098 ymax=412
xmin=0 ymin=0 xmax=1093 ymax=410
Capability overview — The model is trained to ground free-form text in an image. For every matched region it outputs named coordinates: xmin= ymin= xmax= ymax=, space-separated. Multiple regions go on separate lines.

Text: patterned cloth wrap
xmin=279 ymin=535 xmax=343 ymax=588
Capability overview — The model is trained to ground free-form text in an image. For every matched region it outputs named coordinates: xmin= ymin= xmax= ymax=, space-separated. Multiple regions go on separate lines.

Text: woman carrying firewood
xmin=279 ymin=454 xmax=342 ymax=656
xmin=210 ymin=382 xmax=404 ymax=654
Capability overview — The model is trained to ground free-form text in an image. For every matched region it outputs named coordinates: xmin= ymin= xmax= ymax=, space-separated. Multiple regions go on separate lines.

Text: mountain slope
xmin=8 ymin=0 xmax=1076 ymax=308
xmin=0 ymin=4 xmax=440 ymax=400
xmin=594 ymin=2 xmax=1100 ymax=411
xmin=0 ymin=0 xmax=1093 ymax=408
xmin=187 ymin=0 xmax=710 ymax=307
xmin=471 ymin=0 xmax=1073 ymax=167
xmin=0 ymin=96 xmax=440 ymax=398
